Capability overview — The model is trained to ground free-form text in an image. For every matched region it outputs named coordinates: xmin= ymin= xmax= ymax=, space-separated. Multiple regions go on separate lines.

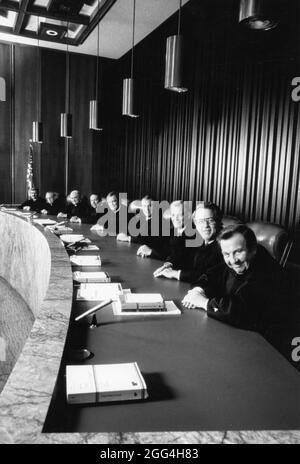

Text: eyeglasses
xmin=194 ymin=218 xmax=216 ymax=225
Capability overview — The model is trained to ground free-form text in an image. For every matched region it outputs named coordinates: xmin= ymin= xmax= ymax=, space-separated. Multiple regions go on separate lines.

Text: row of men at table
xmin=20 ymin=187 xmax=287 ymax=336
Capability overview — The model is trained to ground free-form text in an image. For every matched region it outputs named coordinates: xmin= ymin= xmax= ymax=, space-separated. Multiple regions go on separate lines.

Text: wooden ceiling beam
xmin=13 ymin=0 xmax=30 ymax=34
xmin=0 ymin=0 xmax=20 ymax=13
xmin=28 ymin=5 xmax=90 ymax=26
xmin=0 ymin=24 xmax=77 ymax=45
xmin=76 ymin=0 xmax=117 ymax=45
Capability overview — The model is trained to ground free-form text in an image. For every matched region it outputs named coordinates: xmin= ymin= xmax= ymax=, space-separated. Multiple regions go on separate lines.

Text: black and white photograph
xmin=0 ymin=0 xmax=299 ymax=447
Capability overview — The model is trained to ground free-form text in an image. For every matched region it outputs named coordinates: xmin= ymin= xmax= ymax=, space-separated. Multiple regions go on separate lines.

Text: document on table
xmin=72 ymin=271 xmax=111 ymax=283
xmin=33 ymin=218 xmax=58 ymax=225
xmin=70 ymin=255 xmax=101 ymax=267
xmin=112 ymin=300 xmax=182 ymax=316
xmin=76 ymin=282 xmax=124 ymax=301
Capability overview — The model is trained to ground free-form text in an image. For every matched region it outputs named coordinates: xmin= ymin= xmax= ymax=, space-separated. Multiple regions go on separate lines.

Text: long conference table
xmin=41 ymin=218 xmax=300 ymax=433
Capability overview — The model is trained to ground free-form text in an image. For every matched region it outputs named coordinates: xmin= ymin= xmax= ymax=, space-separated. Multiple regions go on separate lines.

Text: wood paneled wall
xmin=0 ymin=43 xmax=12 ymax=203
xmin=0 ymin=43 xmax=112 ymax=203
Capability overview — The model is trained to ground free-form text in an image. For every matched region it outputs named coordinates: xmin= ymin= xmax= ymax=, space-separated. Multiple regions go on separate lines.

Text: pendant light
xmin=239 ymin=0 xmax=278 ymax=30
xmin=61 ymin=23 xmax=72 ymax=138
xmin=32 ymin=16 xmax=43 ymax=143
xmin=122 ymin=0 xmax=139 ymax=117
xmin=164 ymin=0 xmax=188 ymax=93
xmin=89 ymin=0 xmax=103 ymax=130
xmin=0 ymin=77 xmax=6 ymax=101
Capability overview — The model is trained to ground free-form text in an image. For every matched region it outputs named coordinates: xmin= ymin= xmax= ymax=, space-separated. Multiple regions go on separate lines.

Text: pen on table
xmin=66 ymin=238 xmax=86 ymax=248
xmin=74 ymin=299 xmax=112 ymax=322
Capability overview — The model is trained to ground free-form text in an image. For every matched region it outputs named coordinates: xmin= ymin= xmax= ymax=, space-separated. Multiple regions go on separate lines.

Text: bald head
xmin=69 ymin=190 xmax=81 ymax=206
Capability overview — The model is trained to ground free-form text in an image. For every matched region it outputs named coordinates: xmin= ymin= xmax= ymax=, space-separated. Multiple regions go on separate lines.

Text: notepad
xmin=70 ymin=255 xmax=101 ymax=267
xmin=72 ymin=271 xmax=111 ymax=283
xmin=76 ymin=282 xmax=123 ymax=301
xmin=66 ymin=362 xmax=148 ymax=404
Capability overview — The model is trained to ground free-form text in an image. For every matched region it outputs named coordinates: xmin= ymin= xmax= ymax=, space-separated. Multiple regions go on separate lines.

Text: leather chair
xmin=246 ymin=221 xmax=292 ymax=267
xmin=222 ymin=215 xmax=243 ymax=228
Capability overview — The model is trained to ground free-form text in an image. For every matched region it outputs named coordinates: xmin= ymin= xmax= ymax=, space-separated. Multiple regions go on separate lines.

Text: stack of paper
xmin=113 ymin=300 xmax=181 ymax=317
xmin=33 ymin=218 xmax=58 ymax=226
xmin=66 ymin=362 xmax=148 ymax=404
xmin=76 ymin=282 xmax=123 ymax=301
xmin=70 ymin=255 xmax=101 ymax=267
xmin=46 ymin=225 xmax=73 ymax=234
xmin=1 ymin=206 xmax=18 ymax=211
xmin=118 ymin=293 xmax=166 ymax=311
xmin=76 ymin=244 xmax=99 ymax=252
xmin=72 ymin=271 xmax=111 ymax=283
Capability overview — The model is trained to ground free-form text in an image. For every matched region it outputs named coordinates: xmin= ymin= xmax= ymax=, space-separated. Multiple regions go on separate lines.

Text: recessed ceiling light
xmin=46 ymin=30 xmax=58 ymax=36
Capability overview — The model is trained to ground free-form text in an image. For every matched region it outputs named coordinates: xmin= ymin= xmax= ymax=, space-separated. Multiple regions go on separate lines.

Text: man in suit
xmin=40 ymin=191 xmax=62 ymax=215
xmin=57 ymin=190 xmax=89 ymax=222
xmin=19 ymin=187 xmax=46 ymax=213
xmin=182 ymin=224 xmax=285 ymax=334
xmin=153 ymin=200 xmax=195 ymax=276
xmin=81 ymin=193 xmax=102 ymax=224
xmin=116 ymin=195 xmax=169 ymax=259
xmin=154 ymin=201 xmax=224 ymax=282
xmin=92 ymin=191 xmax=130 ymax=235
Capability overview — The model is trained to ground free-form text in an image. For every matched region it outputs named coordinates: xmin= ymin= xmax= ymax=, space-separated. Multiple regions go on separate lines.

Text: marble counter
xmin=0 ymin=211 xmax=299 ymax=444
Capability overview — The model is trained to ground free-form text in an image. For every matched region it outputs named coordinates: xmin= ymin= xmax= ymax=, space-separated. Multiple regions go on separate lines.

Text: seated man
xmin=80 ymin=193 xmax=103 ymax=224
xmin=57 ymin=190 xmax=89 ymax=222
xmin=92 ymin=191 xmax=129 ymax=234
xmin=40 ymin=191 xmax=62 ymax=215
xmin=154 ymin=201 xmax=223 ymax=281
xmin=153 ymin=200 xmax=195 ymax=275
xmin=117 ymin=195 xmax=169 ymax=260
xmin=182 ymin=224 xmax=286 ymax=334
xmin=19 ymin=187 xmax=46 ymax=213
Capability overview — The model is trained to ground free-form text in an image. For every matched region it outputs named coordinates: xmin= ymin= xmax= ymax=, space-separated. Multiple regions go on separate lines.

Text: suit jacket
xmin=194 ymin=245 xmax=286 ymax=333
xmin=44 ymin=198 xmax=63 ymax=215
xmin=19 ymin=197 xmax=47 ymax=212
xmin=180 ymin=239 xmax=223 ymax=283
xmin=81 ymin=205 xmax=102 ymax=225
xmin=62 ymin=199 xmax=90 ymax=219
xmin=165 ymin=228 xmax=196 ymax=270
xmin=129 ymin=212 xmax=170 ymax=260
xmin=96 ymin=205 xmax=132 ymax=235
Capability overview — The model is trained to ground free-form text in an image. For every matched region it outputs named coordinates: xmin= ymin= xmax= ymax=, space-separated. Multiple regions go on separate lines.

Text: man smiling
xmin=182 ymin=224 xmax=285 ymax=334
xmin=154 ymin=201 xmax=223 ymax=282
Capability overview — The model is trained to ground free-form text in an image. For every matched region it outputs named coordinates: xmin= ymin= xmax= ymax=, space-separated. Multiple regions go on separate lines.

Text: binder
xmin=66 ymin=362 xmax=148 ymax=404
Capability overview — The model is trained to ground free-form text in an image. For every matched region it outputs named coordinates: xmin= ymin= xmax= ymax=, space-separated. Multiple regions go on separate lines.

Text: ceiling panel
xmin=0 ymin=0 xmax=190 ymax=58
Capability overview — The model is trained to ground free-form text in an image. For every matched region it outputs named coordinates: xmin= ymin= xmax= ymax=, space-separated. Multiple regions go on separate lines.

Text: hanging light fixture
xmin=122 ymin=0 xmax=139 ymax=117
xmin=32 ymin=16 xmax=43 ymax=143
xmin=0 ymin=77 xmax=6 ymax=102
xmin=89 ymin=0 xmax=103 ymax=130
xmin=239 ymin=0 xmax=278 ymax=30
xmin=164 ymin=0 xmax=187 ymax=93
xmin=61 ymin=23 xmax=72 ymax=138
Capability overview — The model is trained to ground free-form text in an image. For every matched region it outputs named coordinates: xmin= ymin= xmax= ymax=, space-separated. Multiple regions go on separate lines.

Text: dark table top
xmin=43 ymin=221 xmax=300 ymax=433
